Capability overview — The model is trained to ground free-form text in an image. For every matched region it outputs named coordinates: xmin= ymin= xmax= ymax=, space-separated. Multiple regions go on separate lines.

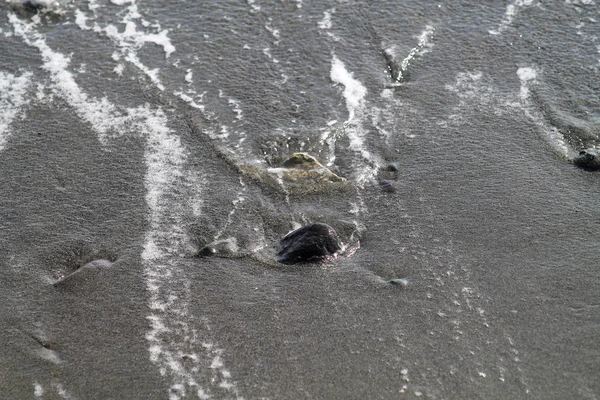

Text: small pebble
xmin=389 ymin=278 xmax=408 ymax=287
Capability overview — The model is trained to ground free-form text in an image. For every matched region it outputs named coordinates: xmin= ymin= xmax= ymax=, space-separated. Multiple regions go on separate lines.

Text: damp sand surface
xmin=1 ymin=1 xmax=600 ymax=399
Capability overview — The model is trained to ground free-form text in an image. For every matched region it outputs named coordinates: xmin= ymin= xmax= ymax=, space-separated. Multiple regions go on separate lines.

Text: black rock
xmin=573 ymin=149 xmax=600 ymax=171
xmin=384 ymin=162 xmax=400 ymax=172
xmin=378 ymin=180 xmax=396 ymax=193
xmin=389 ymin=278 xmax=408 ymax=287
xmin=11 ymin=0 xmax=48 ymax=15
xmin=277 ymin=223 xmax=342 ymax=264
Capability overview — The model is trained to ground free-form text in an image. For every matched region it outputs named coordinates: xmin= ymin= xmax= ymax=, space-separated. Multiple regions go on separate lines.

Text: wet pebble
xmin=384 ymin=162 xmax=400 ymax=172
xmin=277 ymin=222 xmax=341 ymax=264
xmin=573 ymin=149 xmax=600 ymax=171
xmin=197 ymin=238 xmax=238 ymax=258
xmin=378 ymin=180 xmax=397 ymax=193
xmin=389 ymin=278 xmax=408 ymax=287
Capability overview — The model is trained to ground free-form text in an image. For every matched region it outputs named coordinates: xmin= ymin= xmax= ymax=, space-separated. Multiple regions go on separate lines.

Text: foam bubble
xmin=517 ymin=67 xmax=537 ymax=100
xmin=265 ymin=18 xmax=280 ymax=39
xmin=52 ymin=382 xmax=76 ymax=400
xmin=247 ymin=0 xmax=260 ymax=12
xmin=319 ymin=10 xmax=333 ymax=30
xmin=184 ymin=69 xmax=193 ymax=83
xmin=33 ymin=383 xmax=44 ymax=398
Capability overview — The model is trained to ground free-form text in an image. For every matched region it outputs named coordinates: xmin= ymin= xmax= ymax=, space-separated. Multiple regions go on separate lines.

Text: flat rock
xmin=238 ymin=152 xmax=349 ymax=194
xmin=270 ymin=152 xmax=345 ymax=184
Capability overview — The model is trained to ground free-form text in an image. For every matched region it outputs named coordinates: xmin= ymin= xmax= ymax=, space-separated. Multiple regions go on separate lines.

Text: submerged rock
xmin=389 ymin=278 xmax=408 ymax=287
xmin=384 ymin=162 xmax=400 ymax=172
xmin=237 ymin=152 xmax=349 ymax=194
xmin=378 ymin=180 xmax=397 ymax=193
xmin=573 ymin=149 xmax=600 ymax=171
xmin=197 ymin=238 xmax=238 ymax=258
xmin=10 ymin=0 xmax=59 ymax=16
xmin=272 ymin=152 xmax=345 ymax=184
xmin=53 ymin=259 xmax=113 ymax=287
xmin=277 ymin=223 xmax=342 ymax=264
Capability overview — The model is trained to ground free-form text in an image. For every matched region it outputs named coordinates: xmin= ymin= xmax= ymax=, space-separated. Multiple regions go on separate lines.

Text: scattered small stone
xmin=378 ymin=180 xmax=397 ymax=193
xmin=277 ymin=222 xmax=341 ymax=264
xmin=389 ymin=278 xmax=408 ymax=287
xmin=384 ymin=162 xmax=400 ymax=172
xmin=197 ymin=238 xmax=238 ymax=258
xmin=573 ymin=149 xmax=600 ymax=171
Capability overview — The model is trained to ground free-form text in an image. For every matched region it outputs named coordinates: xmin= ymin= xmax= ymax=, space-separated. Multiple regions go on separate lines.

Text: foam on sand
xmin=516 ymin=66 xmax=570 ymax=157
xmin=32 ymin=380 xmax=76 ymax=400
xmin=330 ymin=55 xmax=378 ymax=185
xmin=489 ymin=0 xmax=535 ymax=35
xmin=10 ymin=12 xmax=241 ymax=399
xmin=384 ymin=25 xmax=434 ymax=83
xmin=75 ymin=0 xmax=175 ymax=91
xmin=0 ymin=70 xmax=33 ymax=151
xmin=10 ymin=13 xmax=128 ymax=144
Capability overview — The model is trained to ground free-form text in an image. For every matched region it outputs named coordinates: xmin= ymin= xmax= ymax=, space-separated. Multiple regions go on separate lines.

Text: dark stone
xmin=573 ymin=149 xmax=600 ymax=171
xmin=389 ymin=278 xmax=408 ymax=287
xmin=10 ymin=0 xmax=46 ymax=15
xmin=21 ymin=0 xmax=45 ymax=12
xmin=277 ymin=223 xmax=342 ymax=264
xmin=378 ymin=180 xmax=396 ymax=193
xmin=197 ymin=246 xmax=217 ymax=257
xmin=384 ymin=162 xmax=400 ymax=172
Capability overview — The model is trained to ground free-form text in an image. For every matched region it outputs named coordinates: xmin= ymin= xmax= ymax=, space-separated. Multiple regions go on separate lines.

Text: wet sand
xmin=1 ymin=1 xmax=600 ymax=399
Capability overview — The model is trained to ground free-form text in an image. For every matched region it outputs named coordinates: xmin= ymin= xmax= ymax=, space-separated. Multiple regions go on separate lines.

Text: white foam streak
xmin=33 ymin=383 xmax=44 ymax=398
xmin=76 ymin=1 xmax=176 ymax=90
xmin=330 ymin=56 xmax=377 ymax=185
xmin=139 ymin=61 xmax=242 ymax=400
xmin=516 ymin=67 xmax=537 ymax=100
xmin=397 ymin=25 xmax=434 ymax=82
xmin=53 ymin=382 xmax=76 ymax=400
xmin=11 ymin=14 xmax=240 ymax=398
xmin=516 ymin=67 xmax=570 ymax=157
xmin=9 ymin=14 xmax=130 ymax=143
xmin=489 ymin=0 xmax=535 ymax=35
xmin=0 ymin=70 xmax=32 ymax=151
xmin=318 ymin=8 xmax=340 ymax=40
xmin=330 ymin=56 xmax=367 ymax=122
xmin=32 ymin=381 xmax=77 ymax=400
xmin=318 ymin=10 xmax=333 ymax=30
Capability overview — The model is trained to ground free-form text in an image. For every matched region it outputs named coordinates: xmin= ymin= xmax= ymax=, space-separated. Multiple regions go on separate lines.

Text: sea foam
xmin=10 ymin=12 xmax=241 ymax=399
xmin=0 ymin=70 xmax=32 ymax=151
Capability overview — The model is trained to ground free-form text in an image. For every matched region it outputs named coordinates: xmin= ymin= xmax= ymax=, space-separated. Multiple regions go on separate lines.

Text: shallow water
xmin=1 ymin=1 xmax=599 ymax=399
